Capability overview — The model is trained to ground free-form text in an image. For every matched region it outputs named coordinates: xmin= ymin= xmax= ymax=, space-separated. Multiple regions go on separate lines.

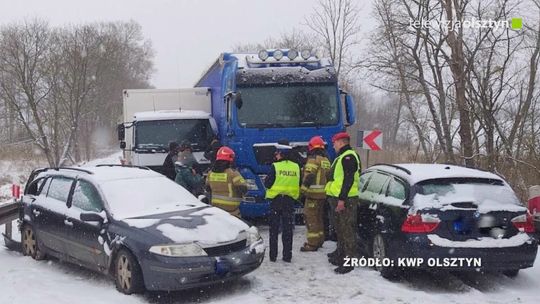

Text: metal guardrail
xmin=0 ymin=201 xmax=20 ymax=241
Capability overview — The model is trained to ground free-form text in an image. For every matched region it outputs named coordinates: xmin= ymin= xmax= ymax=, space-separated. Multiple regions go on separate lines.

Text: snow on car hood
xmin=122 ymin=205 xmax=249 ymax=245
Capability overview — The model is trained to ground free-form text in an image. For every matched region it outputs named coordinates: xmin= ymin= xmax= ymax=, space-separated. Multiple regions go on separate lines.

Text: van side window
xmin=71 ymin=180 xmax=103 ymax=212
xmin=387 ymin=178 xmax=406 ymax=201
xmin=47 ymin=177 xmax=75 ymax=203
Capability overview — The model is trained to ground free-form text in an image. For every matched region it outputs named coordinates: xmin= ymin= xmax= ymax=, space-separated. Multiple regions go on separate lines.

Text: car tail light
xmin=511 ymin=213 xmax=535 ymax=233
xmin=401 ymin=213 xmax=440 ymax=233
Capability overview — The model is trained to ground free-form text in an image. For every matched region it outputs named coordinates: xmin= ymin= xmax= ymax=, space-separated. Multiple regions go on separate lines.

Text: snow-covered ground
xmin=1 ymin=151 xmax=539 ymax=303
xmin=0 ymin=225 xmax=539 ymax=304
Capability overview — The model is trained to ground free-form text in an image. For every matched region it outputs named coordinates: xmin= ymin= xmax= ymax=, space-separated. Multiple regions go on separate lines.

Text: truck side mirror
xmin=345 ymin=95 xmax=356 ymax=126
xmin=234 ymin=92 xmax=243 ymax=109
xmin=117 ymin=123 xmax=125 ymax=141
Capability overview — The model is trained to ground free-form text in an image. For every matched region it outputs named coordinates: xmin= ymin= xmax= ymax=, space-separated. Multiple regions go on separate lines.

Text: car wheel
xmin=114 ymin=249 xmax=144 ymax=294
xmin=502 ymin=269 xmax=520 ymax=278
xmin=22 ymin=224 xmax=45 ymax=260
xmin=372 ymin=233 xmax=399 ymax=280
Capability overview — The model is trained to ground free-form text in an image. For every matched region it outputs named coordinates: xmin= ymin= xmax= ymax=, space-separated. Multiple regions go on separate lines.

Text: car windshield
xmin=99 ymin=176 xmax=204 ymax=219
xmin=134 ymin=119 xmax=214 ymax=151
xmin=414 ymin=178 xmax=523 ymax=210
xmin=236 ymin=84 xmax=339 ymax=128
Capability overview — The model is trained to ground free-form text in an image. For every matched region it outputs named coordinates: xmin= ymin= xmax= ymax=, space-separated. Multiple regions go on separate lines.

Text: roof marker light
xmin=273 ymin=49 xmax=284 ymax=61
xmin=288 ymin=49 xmax=298 ymax=60
xmin=258 ymin=50 xmax=269 ymax=61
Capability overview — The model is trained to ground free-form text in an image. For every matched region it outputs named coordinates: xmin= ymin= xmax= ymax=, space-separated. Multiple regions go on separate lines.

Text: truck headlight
xmin=246 ymin=179 xmax=258 ymax=191
xmin=246 ymin=226 xmax=262 ymax=245
xmin=149 ymin=243 xmax=207 ymax=257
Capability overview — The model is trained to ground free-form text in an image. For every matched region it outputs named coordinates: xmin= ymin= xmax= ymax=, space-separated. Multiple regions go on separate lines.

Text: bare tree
xmin=305 ymin=0 xmax=361 ymax=80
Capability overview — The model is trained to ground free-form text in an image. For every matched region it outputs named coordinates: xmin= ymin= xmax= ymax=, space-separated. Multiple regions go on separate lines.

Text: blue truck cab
xmin=195 ymin=49 xmax=356 ymax=218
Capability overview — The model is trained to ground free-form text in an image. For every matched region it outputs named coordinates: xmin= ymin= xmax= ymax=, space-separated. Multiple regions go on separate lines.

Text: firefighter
xmin=325 ymin=131 xmax=361 ymax=274
xmin=206 ymin=146 xmax=247 ymax=217
xmin=265 ymin=143 xmax=301 ymax=263
xmin=300 ymin=136 xmax=331 ymax=252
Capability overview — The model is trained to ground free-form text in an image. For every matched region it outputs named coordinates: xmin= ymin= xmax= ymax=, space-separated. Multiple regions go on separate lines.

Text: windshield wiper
xmin=135 ymin=144 xmax=167 ymax=152
xmin=250 ymin=123 xmax=286 ymax=129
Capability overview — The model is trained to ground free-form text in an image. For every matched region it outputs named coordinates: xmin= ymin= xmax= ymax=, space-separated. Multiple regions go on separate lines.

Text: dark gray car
xmin=19 ymin=165 xmax=265 ymax=294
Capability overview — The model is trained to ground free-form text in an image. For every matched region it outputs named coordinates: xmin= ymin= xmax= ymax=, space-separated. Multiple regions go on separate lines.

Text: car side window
xmin=26 ymin=177 xmax=47 ymax=195
xmin=71 ymin=180 xmax=103 ymax=212
xmin=387 ymin=178 xmax=406 ymax=201
xmin=47 ymin=177 xmax=75 ymax=203
xmin=365 ymin=172 xmax=390 ymax=195
xmin=359 ymin=171 xmax=373 ymax=192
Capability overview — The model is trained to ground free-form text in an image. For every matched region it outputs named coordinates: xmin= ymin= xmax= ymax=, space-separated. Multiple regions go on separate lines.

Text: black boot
xmin=327 ymin=250 xmax=338 ymax=258
xmin=334 ymin=265 xmax=354 ymax=274
xmin=328 ymin=255 xmax=342 ymax=266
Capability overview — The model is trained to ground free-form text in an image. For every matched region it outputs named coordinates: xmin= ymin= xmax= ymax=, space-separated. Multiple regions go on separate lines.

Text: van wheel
xmin=114 ymin=249 xmax=144 ymax=294
xmin=502 ymin=269 xmax=519 ymax=278
xmin=22 ymin=224 xmax=45 ymax=260
xmin=372 ymin=233 xmax=399 ymax=280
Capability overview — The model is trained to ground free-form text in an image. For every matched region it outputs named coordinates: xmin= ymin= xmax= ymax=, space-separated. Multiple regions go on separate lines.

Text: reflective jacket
xmin=206 ymin=168 xmax=247 ymax=216
xmin=301 ymin=154 xmax=331 ymax=200
xmin=265 ymin=160 xmax=300 ymax=200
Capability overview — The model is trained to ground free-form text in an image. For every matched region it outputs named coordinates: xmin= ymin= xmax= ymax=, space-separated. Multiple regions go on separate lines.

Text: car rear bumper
xmin=388 ymin=234 xmax=538 ymax=271
xmin=140 ymin=240 xmax=265 ymax=291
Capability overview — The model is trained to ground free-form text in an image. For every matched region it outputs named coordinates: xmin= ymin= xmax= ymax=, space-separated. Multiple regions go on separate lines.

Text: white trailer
xmin=118 ymin=88 xmax=216 ymax=173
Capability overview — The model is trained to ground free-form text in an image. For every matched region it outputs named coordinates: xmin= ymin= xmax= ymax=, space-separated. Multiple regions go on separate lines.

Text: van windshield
xmin=134 ymin=119 xmax=214 ymax=152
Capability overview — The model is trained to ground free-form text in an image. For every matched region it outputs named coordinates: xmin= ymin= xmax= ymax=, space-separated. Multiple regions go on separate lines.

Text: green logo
xmin=511 ymin=18 xmax=523 ymax=30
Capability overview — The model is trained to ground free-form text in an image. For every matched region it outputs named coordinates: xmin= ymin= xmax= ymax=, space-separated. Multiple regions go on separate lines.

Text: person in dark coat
xmin=204 ymin=138 xmax=222 ymax=166
xmin=265 ymin=142 xmax=301 ymax=263
xmin=162 ymin=141 xmax=179 ymax=180
xmin=175 ymin=149 xmax=204 ymax=195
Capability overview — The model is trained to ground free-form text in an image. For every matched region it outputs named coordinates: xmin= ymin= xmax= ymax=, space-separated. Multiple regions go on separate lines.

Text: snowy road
xmin=1 ymin=224 xmax=539 ymax=304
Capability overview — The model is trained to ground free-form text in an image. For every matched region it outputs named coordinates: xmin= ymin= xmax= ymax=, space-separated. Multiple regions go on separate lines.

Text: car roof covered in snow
xmin=36 ymin=166 xmax=164 ymax=183
xmin=133 ymin=110 xmax=211 ymax=121
xmin=368 ymin=163 xmax=504 ymax=185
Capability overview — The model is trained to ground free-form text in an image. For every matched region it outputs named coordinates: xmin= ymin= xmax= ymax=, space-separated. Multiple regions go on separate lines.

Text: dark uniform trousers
xmin=328 ymin=196 xmax=359 ymax=260
xmin=269 ymin=194 xmax=296 ymax=261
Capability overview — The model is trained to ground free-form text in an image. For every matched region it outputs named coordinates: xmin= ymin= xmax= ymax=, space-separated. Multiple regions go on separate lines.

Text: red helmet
xmin=216 ymin=146 xmax=235 ymax=162
xmin=308 ymin=136 xmax=325 ymax=151
xmin=331 ymin=132 xmax=350 ymax=143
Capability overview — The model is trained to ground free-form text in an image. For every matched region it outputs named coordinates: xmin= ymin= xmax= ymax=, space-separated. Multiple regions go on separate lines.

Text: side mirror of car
xmin=120 ymin=141 xmax=126 ymax=149
xmin=80 ymin=212 xmax=105 ymax=224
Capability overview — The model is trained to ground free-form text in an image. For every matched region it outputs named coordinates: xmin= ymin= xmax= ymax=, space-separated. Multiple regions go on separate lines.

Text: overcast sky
xmin=0 ymin=0 xmax=374 ymax=88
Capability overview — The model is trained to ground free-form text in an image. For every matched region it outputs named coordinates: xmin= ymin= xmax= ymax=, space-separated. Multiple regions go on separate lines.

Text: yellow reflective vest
xmin=325 ymin=149 xmax=360 ymax=198
xmin=265 ymin=160 xmax=300 ymax=200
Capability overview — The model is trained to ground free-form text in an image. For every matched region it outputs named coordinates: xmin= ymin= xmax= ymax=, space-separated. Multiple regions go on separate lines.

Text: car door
xmin=63 ymin=179 xmax=108 ymax=271
xmin=378 ymin=176 xmax=408 ymax=239
xmin=357 ymin=171 xmax=390 ymax=253
xmin=33 ymin=176 xmax=75 ymax=257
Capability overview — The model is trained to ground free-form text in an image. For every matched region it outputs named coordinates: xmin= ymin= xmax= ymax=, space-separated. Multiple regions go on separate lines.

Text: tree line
xmin=0 ymin=19 xmax=153 ymax=166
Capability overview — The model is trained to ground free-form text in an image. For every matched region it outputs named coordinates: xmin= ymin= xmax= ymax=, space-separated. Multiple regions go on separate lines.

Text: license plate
xmin=294 ymin=208 xmax=303 ymax=214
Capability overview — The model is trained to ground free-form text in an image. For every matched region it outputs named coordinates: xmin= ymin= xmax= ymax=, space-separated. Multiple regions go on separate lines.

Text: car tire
xmin=21 ymin=224 xmax=45 ymax=260
xmin=372 ymin=233 xmax=399 ymax=280
xmin=114 ymin=248 xmax=144 ymax=294
xmin=502 ymin=269 xmax=520 ymax=278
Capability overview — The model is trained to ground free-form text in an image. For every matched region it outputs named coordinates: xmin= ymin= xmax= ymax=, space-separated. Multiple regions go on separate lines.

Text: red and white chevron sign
xmin=358 ymin=130 xmax=383 ymax=151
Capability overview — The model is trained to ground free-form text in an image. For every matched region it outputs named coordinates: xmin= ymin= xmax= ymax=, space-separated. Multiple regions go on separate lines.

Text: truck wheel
xmin=115 ymin=249 xmax=144 ymax=294
xmin=372 ymin=233 xmax=399 ymax=280
xmin=22 ymin=224 xmax=45 ymax=260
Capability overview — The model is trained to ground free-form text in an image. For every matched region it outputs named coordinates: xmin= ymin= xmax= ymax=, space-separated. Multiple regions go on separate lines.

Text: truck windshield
xmin=236 ymin=84 xmax=339 ymax=128
xmin=134 ymin=119 xmax=214 ymax=152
